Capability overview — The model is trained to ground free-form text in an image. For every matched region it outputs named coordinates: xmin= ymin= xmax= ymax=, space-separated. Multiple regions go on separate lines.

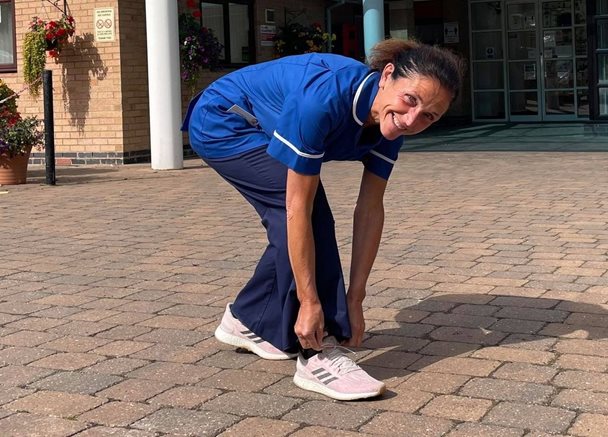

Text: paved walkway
xmin=1 ymin=152 xmax=608 ymax=436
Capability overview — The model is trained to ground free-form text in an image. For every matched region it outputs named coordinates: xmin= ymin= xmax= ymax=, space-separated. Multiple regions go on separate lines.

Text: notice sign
xmin=95 ymin=8 xmax=115 ymax=42
xmin=260 ymin=25 xmax=276 ymax=47
xmin=444 ymin=22 xmax=459 ymax=43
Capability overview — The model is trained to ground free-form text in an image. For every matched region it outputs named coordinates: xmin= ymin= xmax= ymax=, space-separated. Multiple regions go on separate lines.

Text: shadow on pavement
xmin=358 ymin=293 xmax=608 ymax=395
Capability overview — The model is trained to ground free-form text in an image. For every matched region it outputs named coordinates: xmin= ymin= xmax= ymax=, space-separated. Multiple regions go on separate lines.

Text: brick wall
xmin=117 ymin=1 xmax=149 ymax=159
xmin=4 ymin=0 xmax=135 ymax=165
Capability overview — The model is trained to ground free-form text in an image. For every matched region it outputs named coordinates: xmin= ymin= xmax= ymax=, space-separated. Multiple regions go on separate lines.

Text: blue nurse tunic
xmin=183 ymin=53 xmax=403 ymax=351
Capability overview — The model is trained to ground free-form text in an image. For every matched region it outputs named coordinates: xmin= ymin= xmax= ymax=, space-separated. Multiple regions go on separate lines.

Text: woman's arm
xmin=286 ymin=168 xmax=325 ymax=350
xmin=344 ymin=169 xmax=388 ymax=347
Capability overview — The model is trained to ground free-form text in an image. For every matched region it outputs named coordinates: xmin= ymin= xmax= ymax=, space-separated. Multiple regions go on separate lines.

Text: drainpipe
xmin=363 ymin=0 xmax=384 ymax=60
xmin=145 ymin=0 xmax=183 ymax=170
xmin=326 ymin=0 xmax=345 ymax=53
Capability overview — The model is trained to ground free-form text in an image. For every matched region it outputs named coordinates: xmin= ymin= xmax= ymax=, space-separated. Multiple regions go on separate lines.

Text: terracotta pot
xmin=0 ymin=150 xmax=31 ymax=185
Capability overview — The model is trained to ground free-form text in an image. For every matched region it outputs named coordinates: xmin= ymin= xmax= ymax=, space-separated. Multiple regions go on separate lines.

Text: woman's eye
xmin=405 ymin=94 xmax=417 ymax=105
xmin=426 ymin=113 xmax=435 ymax=122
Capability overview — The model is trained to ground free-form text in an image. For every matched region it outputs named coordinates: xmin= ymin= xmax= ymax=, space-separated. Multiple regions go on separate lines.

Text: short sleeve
xmin=363 ymin=138 xmax=403 ymax=180
xmin=266 ymin=69 xmax=346 ymax=175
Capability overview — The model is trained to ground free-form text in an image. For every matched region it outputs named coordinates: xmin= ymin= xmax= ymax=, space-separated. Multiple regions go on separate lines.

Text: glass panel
xmin=510 ymin=92 xmax=539 ymax=115
xmin=576 ymin=59 xmax=588 ymax=87
xmin=574 ymin=0 xmax=586 ymax=25
xmin=472 ymin=31 xmax=503 ymax=60
xmin=509 ymin=62 xmax=539 ymax=90
xmin=507 ymin=3 xmax=536 ymax=31
xmin=471 ymin=2 xmax=502 ymax=30
xmin=600 ymin=89 xmax=608 ymax=116
xmin=600 ymin=0 xmax=608 ymax=15
xmin=545 ymin=90 xmax=575 ymax=114
xmin=228 ymin=3 xmax=249 ymax=63
xmin=599 ymin=55 xmax=608 ymax=85
xmin=577 ymin=90 xmax=589 ymax=118
xmin=0 ymin=1 xmax=15 ymax=65
xmin=543 ymin=1 xmax=572 ymax=28
xmin=508 ymin=31 xmax=537 ymax=60
xmin=473 ymin=62 xmax=504 ymax=89
xmin=545 ymin=60 xmax=574 ymax=88
xmin=202 ymin=3 xmax=225 ymax=60
xmin=474 ymin=92 xmax=505 ymax=118
xmin=575 ymin=27 xmax=587 ymax=56
xmin=543 ymin=29 xmax=573 ymax=58
xmin=599 ymin=21 xmax=608 ymax=49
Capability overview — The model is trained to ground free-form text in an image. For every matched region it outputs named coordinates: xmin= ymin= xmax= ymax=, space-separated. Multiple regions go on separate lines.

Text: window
xmin=0 ymin=0 xmax=16 ymax=72
xmin=200 ymin=1 xmax=254 ymax=65
xmin=591 ymin=1 xmax=608 ymax=118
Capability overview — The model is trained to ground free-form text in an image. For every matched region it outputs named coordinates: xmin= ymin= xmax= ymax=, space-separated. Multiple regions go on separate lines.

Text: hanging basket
xmin=0 ymin=150 xmax=31 ymax=185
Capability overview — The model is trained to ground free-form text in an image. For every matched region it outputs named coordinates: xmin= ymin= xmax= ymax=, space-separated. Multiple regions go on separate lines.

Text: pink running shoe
xmin=214 ymin=304 xmax=297 ymax=360
xmin=293 ymin=338 xmax=386 ymax=401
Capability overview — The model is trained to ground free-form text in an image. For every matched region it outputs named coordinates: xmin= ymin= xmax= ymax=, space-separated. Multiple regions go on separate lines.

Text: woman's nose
xmin=404 ymin=108 xmax=421 ymax=127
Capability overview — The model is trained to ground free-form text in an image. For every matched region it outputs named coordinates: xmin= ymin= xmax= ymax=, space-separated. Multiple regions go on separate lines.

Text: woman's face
xmin=369 ymin=63 xmax=452 ymax=139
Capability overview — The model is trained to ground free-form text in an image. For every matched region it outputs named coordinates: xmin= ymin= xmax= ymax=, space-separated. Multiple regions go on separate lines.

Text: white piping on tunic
xmin=352 ymin=72 xmax=376 ymax=126
xmin=273 ymin=131 xmax=325 ymax=159
xmin=369 ymin=150 xmax=395 ymax=165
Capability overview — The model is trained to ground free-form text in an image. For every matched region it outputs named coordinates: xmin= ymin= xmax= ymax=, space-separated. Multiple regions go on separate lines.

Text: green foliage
xmin=0 ymin=81 xmax=44 ymax=158
xmin=22 ymin=15 xmax=76 ymax=96
xmin=178 ymin=13 xmax=223 ymax=95
xmin=23 ymin=30 xmax=46 ymax=96
xmin=274 ymin=22 xmax=336 ymax=57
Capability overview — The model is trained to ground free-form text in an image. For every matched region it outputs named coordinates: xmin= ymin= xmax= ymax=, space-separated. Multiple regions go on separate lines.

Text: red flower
xmin=192 ymin=10 xmax=202 ymax=18
xmin=187 ymin=0 xmax=196 ymax=8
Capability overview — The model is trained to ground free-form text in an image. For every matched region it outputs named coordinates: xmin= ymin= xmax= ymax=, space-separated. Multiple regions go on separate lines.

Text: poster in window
xmin=260 ymin=25 xmax=276 ymax=47
xmin=524 ymin=63 xmax=536 ymax=80
xmin=509 ymin=14 xmax=523 ymax=30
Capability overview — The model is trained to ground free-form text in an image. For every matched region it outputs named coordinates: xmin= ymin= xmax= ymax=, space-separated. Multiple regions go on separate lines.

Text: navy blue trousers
xmin=202 ymin=146 xmax=351 ymax=352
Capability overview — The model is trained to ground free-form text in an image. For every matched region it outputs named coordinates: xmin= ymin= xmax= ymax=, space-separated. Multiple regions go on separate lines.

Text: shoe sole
xmin=293 ymin=373 xmax=386 ymax=401
xmin=214 ymin=325 xmax=297 ymax=361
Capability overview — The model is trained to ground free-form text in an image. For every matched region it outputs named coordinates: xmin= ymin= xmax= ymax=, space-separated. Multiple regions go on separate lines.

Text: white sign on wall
xmin=94 ymin=8 xmax=115 ymax=42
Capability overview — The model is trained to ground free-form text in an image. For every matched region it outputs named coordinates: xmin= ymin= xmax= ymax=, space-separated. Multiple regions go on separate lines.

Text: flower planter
xmin=0 ymin=150 xmax=31 ymax=185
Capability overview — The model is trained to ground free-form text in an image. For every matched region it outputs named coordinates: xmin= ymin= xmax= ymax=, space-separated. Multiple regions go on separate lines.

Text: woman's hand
xmin=343 ymin=297 xmax=365 ymax=347
xmin=295 ymin=300 xmax=325 ymax=350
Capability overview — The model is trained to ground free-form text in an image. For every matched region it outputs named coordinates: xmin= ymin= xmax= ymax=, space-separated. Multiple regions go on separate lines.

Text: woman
xmin=182 ymin=39 xmax=464 ymax=401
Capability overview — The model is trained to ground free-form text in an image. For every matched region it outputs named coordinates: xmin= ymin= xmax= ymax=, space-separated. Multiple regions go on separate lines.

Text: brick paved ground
xmin=1 ymin=152 xmax=608 ymax=436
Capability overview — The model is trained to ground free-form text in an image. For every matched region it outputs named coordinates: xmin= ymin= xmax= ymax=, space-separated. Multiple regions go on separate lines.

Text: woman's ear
xmin=379 ymin=63 xmax=395 ymax=89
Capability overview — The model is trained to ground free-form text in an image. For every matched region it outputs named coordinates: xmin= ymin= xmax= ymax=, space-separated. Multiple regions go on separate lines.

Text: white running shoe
xmin=293 ymin=338 xmax=386 ymax=401
xmin=214 ymin=303 xmax=297 ymax=360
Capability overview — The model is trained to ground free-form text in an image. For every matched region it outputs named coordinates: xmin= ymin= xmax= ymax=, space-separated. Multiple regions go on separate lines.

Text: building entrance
xmin=470 ymin=0 xmax=588 ymax=122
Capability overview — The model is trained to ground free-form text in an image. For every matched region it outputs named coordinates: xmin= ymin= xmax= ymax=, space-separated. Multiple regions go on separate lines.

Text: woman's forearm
xmin=349 ymin=202 xmax=384 ymax=299
xmin=285 ymin=169 xmax=321 ymax=304
xmin=348 ymin=170 xmax=388 ymax=301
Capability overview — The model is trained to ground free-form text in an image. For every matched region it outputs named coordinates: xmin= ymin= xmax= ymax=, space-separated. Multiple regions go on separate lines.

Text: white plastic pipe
xmin=145 ymin=0 xmax=183 ymax=170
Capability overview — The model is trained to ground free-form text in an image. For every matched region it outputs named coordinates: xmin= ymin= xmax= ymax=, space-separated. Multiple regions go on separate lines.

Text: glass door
xmin=507 ymin=1 xmax=541 ymax=120
xmin=470 ymin=1 xmax=507 ymax=121
xmin=541 ymin=0 xmax=577 ymax=120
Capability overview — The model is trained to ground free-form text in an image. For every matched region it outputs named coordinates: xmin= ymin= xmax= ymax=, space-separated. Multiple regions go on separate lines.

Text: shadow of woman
xmin=355 ymin=293 xmax=608 ymax=406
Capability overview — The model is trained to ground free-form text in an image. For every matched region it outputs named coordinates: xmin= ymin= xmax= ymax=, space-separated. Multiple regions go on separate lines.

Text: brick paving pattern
xmin=1 ymin=152 xmax=608 ymax=436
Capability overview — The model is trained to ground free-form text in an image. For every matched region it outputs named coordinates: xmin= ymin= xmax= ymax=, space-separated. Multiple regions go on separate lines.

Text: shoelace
xmin=320 ymin=343 xmax=361 ymax=375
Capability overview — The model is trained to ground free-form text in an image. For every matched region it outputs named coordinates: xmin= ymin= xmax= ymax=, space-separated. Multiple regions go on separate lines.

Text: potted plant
xmin=0 ymin=80 xmax=44 ymax=185
xmin=179 ymin=12 xmax=223 ymax=95
xmin=23 ymin=15 xmax=76 ymax=96
xmin=274 ymin=21 xmax=336 ymax=57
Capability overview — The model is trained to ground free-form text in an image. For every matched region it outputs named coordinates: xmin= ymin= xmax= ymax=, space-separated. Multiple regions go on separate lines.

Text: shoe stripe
xmin=316 ymin=372 xmax=332 ymax=380
xmin=241 ymin=330 xmax=264 ymax=342
xmin=311 ymin=368 xmax=326 ymax=376
xmin=321 ymin=376 xmax=338 ymax=385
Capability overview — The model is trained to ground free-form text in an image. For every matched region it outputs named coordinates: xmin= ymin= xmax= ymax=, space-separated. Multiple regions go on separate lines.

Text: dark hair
xmin=368 ymin=39 xmax=466 ymax=100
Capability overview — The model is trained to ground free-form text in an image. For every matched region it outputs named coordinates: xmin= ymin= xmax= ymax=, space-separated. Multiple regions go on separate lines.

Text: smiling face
xmin=369 ymin=63 xmax=453 ymax=139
